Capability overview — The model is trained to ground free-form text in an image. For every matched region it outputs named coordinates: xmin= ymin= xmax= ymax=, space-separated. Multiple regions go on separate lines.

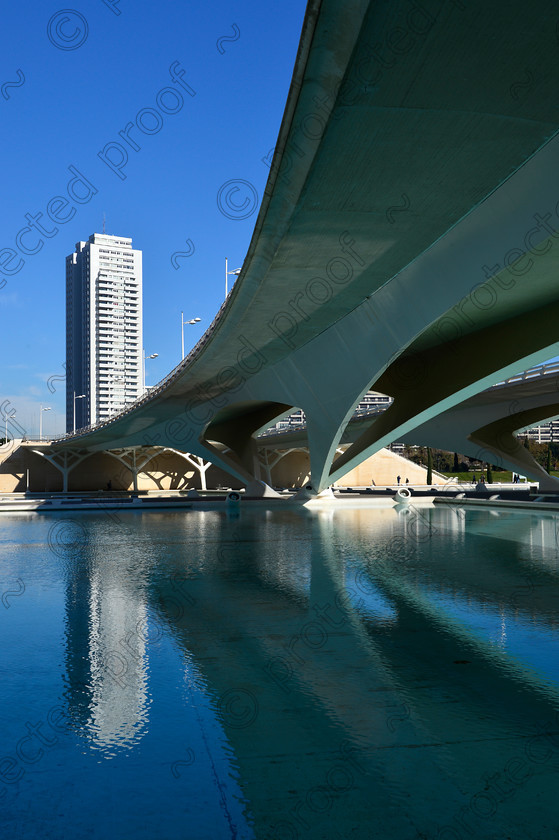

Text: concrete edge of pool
xmin=2 ymin=488 xmax=558 ymax=513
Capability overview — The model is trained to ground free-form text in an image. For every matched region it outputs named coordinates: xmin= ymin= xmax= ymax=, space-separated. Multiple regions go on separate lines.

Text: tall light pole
xmin=73 ymin=392 xmax=85 ymax=433
xmin=143 ymin=351 xmax=158 ymax=392
xmin=39 ymin=405 xmax=51 ymax=441
xmin=181 ymin=314 xmax=201 ymax=360
xmin=225 ymin=257 xmax=241 ymax=297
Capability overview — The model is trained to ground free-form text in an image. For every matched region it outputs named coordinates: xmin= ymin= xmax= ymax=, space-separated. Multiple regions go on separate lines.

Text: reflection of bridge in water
xmin=44 ymin=0 xmax=559 ymax=493
xmin=62 ymin=507 xmax=559 ymax=837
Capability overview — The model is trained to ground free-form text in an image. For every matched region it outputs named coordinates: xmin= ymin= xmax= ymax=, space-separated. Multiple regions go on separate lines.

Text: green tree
xmin=547 ymin=445 xmax=552 ymax=474
xmin=453 ymin=452 xmax=459 ymax=473
xmin=426 ymin=448 xmax=433 ymax=484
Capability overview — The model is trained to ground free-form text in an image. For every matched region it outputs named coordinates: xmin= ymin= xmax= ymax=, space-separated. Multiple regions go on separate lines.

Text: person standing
xmin=397 ymin=475 xmax=401 ymax=485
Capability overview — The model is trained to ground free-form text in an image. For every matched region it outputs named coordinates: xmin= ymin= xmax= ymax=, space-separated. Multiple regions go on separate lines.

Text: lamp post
xmin=39 ymin=405 xmax=51 ymax=441
xmin=73 ymin=392 xmax=85 ymax=433
xmin=225 ymin=257 xmax=241 ymax=297
xmin=143 ymin=351 xmax=158 ymax=392
xmin=181 ymin=314 xmax=201 ymax=360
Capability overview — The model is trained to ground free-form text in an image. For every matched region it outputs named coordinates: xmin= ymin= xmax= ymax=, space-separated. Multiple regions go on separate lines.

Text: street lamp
xmin=73 ymin=392 xmax=86 ymax=433
xmin=181 ymin=313 xmax=201 ymax=360
xmin=143 ymin=351 xmax=159 ymax=392
xmin=39 ymin=405 xmax=51 ymax=441
xmin=225 ymin=257 xmax=241 ymax=297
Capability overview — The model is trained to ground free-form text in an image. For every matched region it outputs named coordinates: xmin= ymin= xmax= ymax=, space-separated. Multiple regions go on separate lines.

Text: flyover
xmin=259 ymin=365 xmax=559 ymax=489
xmin=52 ymin=0 xmax=559 ymax=492
xmin=397 ymin=365 xmax=559 ymax=490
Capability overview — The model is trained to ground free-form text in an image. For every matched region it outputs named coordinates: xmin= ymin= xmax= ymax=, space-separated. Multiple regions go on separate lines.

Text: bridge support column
xmin=104 ymin=447 xmax=155 ymax=491
xmin=257 ymin=447 xmax=312 ymax=488
xmin=132 ymin=450 xmax=138 ymax=492
xmin=175 ymin=453 xmax=212 ymax=490
xmin=32 ymin=448 xmax=90 ymax=493
xmin=305 ymin=414 xmax=345 ymax=493
xmin=258 ymin=449 xmax=274 ymax=486
xmin=469 ymin=428 xmax=559 ymax=491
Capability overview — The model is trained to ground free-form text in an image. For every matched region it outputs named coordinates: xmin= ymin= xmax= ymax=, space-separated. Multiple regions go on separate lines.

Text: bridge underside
xmin=260 ymin=373 xmax=559 ymax=488
xmin=398 ymin=377 xmax=559 ymax=491
xmin=51 ymin=0 xmax=559 ymax=492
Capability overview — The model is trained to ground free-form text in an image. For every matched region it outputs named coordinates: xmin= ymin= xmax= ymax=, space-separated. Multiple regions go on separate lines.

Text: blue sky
xmin=0 ymin=0 xmax=307 ymax=437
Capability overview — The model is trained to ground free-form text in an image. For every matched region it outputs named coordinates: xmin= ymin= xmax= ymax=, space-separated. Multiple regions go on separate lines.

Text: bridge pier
xmin=32 ymin=448 xmax=90 ymax=493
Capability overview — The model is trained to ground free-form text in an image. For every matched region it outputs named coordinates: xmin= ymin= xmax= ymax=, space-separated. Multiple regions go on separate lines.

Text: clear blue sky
xmin=0 ymin=0 xmax=307 ymax=438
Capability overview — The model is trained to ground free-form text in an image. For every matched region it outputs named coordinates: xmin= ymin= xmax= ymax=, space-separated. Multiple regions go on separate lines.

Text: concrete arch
xmin=259 ymin=446 xmax=311 ymax=488
xmin=49 ymin=0 xmax=559 ymax=493
xmin=33 ymin=447 xmax=92 ymax=492
xmin=395 ymin=374 xmax=559 ymax=488
xmin=103 ymin=447 xmax=221 ymax=492
xmin=327 ymin=300 xmax=559 ymax=486
xmin=201 ymin=400 xmax=294 ymax=478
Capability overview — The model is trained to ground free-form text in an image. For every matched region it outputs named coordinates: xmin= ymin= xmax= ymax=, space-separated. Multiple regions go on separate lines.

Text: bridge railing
xmin=258 ymin=405 xmax=389 ymax=440
xmin=51 ymin=310 xmax=559 ymax=445
xmin=51 ymin=286 xmax=238 ymax=443
xmin=492 ymin=362 xmax=559 ymax=388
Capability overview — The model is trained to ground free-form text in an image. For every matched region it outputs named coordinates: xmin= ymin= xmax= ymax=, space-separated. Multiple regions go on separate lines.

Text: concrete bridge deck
xmin=47 ymin=0 xmax=559 ymax=492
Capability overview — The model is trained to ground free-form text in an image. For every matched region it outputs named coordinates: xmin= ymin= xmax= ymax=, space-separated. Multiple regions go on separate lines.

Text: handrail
xmin=52 ymin=318 xmax=559 ymax=444
xmin=492 ymin=362 xmax=559 ymax=388
xmin=52 ymin=285 xmax=238 ymax=443
xmin=258 ymin=404 xmax=389 ymax=439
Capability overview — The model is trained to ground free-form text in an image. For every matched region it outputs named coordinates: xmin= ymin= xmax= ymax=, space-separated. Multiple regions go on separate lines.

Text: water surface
xmin=1 ymin=502 xmax=559 ymax=839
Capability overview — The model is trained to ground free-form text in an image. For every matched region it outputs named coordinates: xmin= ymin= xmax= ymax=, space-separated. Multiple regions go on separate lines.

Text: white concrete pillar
xmin=132 ymin=449 xmax=138 ymax=492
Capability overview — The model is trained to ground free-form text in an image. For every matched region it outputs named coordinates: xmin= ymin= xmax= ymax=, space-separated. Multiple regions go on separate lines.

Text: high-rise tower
xmin=66 ymin=233 xmax=143 ymax=432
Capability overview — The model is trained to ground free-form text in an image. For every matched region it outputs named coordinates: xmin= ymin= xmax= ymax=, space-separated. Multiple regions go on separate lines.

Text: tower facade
xmin=66 ymin=233 xmax=143 ymax=432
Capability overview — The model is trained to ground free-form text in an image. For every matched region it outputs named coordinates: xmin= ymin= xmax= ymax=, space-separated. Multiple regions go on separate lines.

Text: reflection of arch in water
xmin=333 ymin=503 xmax=559 ymax=647
xmin=147 ymin=512 xmax=450 ymax=835
xmin=427 ymin=507 xmax=559 ymax=626
xmin=151 ymin=507 xmax=559 ymax=837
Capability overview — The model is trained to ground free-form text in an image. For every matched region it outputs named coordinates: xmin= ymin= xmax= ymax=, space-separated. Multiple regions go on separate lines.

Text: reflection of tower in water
xmin=64 ymin=545 xmax=151 ymax=755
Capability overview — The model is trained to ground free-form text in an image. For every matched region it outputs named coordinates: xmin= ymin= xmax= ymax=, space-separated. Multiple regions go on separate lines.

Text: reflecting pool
xmin=2 ymin=502 xmax=559 ymax=839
